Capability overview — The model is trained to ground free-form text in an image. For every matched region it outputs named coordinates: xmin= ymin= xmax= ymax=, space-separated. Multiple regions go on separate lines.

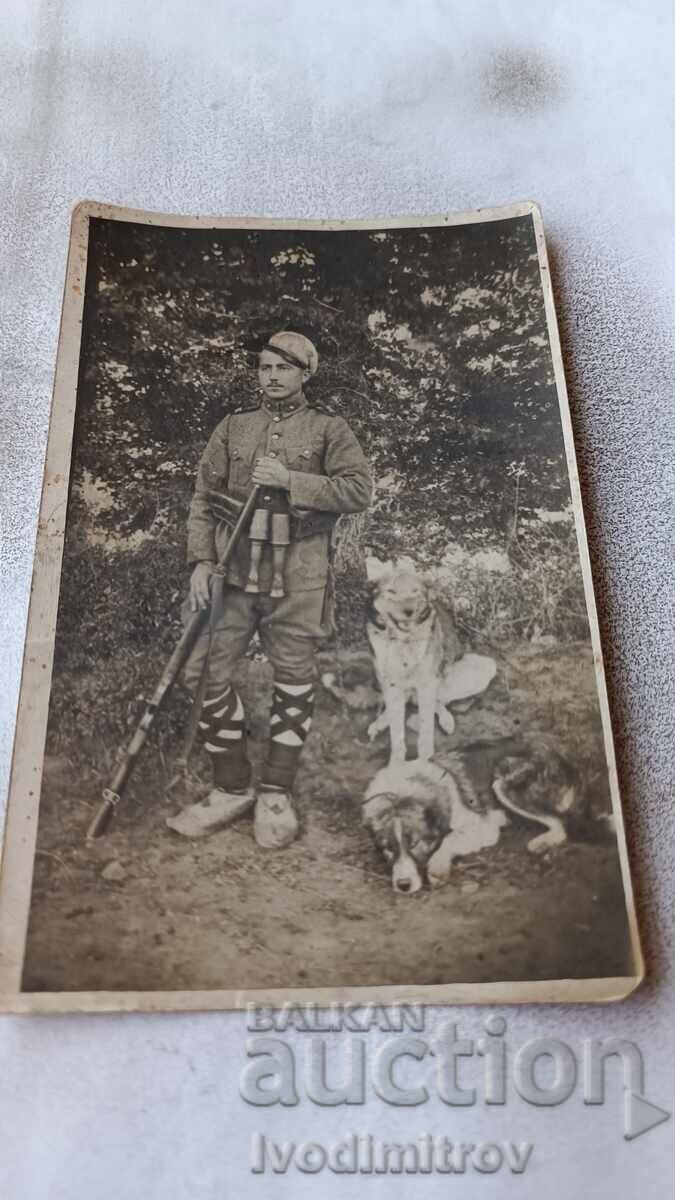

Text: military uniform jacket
xmin=187 ymin=395 xmax=372 ymax=593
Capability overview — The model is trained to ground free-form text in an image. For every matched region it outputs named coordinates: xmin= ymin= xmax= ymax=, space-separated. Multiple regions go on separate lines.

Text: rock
xmin=461 ymin=880 xmax=480 ymax=895
xmin=101 ymin=860 xmax=127 ymax=882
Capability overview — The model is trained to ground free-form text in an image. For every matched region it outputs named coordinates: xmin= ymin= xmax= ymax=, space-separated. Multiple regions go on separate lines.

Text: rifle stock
xmin=86 ymin=486 xmax=259 ymax=840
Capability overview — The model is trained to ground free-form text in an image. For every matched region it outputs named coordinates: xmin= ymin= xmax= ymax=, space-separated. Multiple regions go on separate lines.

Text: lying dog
xmin=362 ymin=756 xmax=505 ymax=894
xmin=366 ymin=558 xmax=461 ymax=762
xmin=363 ymin=743 xmax=609 ymax=894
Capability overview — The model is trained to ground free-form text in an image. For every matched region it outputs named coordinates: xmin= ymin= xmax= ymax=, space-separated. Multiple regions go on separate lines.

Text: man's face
xmin=258 ymin=349 xmax=308 ymax=403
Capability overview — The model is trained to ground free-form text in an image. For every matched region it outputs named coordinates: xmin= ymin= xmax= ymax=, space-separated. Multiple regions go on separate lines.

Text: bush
xmin=449 ymin=526 xmax=591 ymax=647
xmin=46 ymin=495 xmax=590 ymax=775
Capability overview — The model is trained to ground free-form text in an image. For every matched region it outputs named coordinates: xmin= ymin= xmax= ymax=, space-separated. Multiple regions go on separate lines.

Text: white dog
xmin=365 ymin=557 xmax=462 ymax=762
xmin=362 ymin=756 xmax=507 ymax=894
xmin=363 ymin=742 xmax=610 ymax=894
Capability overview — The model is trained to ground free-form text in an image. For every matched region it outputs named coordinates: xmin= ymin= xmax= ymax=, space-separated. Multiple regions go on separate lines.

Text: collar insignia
xmin=262 ymin=395 xmax=308 ymax=419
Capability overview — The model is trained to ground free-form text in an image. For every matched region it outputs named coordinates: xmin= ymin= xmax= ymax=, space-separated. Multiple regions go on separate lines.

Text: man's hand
xmin=251 ymin=456 xmax=291 ymax=489
xmin=190 ymin=561 xmax=216 ymax=611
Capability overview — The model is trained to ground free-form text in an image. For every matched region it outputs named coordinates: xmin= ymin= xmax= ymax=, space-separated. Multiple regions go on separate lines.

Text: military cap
xmin=263 ymin=331 xmax=319 ymax=376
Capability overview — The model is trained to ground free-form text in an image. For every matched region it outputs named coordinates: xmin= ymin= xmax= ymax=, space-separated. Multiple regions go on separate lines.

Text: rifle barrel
xmin=86 ymin=486 xmax=259 ymax=840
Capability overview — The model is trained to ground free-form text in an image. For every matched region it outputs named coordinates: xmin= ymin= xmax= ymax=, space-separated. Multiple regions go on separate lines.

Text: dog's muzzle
xmin=392 ymin=853 xmax=423 ymax=895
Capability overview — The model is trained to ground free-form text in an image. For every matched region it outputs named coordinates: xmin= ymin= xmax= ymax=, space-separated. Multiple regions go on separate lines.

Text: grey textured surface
xmin=0 ymin=1 xmax=673 ymax=1196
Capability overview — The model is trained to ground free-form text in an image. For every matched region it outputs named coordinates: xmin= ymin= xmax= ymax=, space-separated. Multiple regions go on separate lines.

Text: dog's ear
xmin=365 ymin=555 xmax=391 ymax=584
xmin=423 ymin=797 xmax=452 ymax=837
xmin=428 ymin=586 xmax=462 ymax=664
xmin=393 ymin=555 xmax=417 ymax=574
xmin=362 ymin=792 xmax=394 ymax=831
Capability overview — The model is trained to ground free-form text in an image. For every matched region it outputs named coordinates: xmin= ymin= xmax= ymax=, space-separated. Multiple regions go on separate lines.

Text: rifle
xmin=85 ymin=486 xmax=259 ymax=840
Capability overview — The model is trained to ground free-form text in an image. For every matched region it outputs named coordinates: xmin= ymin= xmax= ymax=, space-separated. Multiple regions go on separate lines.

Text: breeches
xmin=183 ymin=583 xmax=329 ymax=692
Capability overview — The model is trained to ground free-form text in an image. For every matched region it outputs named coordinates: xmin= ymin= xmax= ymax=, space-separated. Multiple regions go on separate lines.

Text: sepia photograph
xmin=0 ymin=202 xmax=642 ymax=1009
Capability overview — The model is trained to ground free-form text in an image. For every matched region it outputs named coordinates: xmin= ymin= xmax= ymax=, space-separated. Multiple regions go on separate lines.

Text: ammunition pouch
xmin=289 ymin=508 xmax=338 ymax=541
xmin=207 ymin=489 xmax=336 ymax=542
xmin=206 ymin=490 xmax=246 ymax=531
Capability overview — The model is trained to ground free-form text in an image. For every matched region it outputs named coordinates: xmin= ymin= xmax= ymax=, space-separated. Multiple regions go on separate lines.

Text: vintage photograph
xmin=1 ymin=204 xmax=642 ymax=1008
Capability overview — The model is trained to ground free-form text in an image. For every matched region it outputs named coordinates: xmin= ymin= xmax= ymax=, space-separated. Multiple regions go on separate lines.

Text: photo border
xmin=0 ymin=200 xmax=644 ymax=1012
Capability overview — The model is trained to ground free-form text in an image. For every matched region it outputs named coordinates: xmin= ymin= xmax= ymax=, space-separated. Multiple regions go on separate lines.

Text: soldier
xmin=167 ymin=331 xmax=372 ymax=848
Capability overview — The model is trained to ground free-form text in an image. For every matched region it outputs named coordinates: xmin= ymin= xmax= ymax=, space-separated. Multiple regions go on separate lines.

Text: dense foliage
xmin=48 ymin=216 xmax=590 ymax=762
xmin=74 ymin=215 xmax=568 ymax=541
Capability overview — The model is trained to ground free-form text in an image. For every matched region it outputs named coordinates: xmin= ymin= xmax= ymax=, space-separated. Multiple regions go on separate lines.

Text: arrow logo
xmin=624 ymin=1091 xmax=671 ymax=1141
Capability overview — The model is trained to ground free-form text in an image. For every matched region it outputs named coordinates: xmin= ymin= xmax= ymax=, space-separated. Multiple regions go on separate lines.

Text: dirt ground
xmin=22 ymin=642 xmax=633 ymax=993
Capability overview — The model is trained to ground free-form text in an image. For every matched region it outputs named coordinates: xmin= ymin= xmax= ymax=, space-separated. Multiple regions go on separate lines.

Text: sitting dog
xmin=363 ymin=742 xmax=609 ymax=894
xmin=366 ymin=558 xmax=461 ymax=762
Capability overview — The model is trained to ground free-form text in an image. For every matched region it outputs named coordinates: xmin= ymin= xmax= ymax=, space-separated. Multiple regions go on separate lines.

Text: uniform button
xmin=272 ymin=432 xmax=280 ymax=439
xmin=263 ymin=494 xmax=271 ymax=502
xmin=273 ymin=416 xmax=281 ymax=423
xmin=269 ymin=450 xmax=277 ymax=457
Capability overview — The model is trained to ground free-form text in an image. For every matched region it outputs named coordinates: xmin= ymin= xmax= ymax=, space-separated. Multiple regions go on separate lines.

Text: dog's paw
xmin=526 ymin=823 xmax=567 ymax=854
xmin=427 ymin=839 xmax=454 ymax=887
xmin=367 ymin=711 xmax=388 ymax=741
xmin=436 ymin=705 xmax=455 ymax=735
xmin=428 ymin=866 xmax=451 ymax=888
xmin=527 ymin=837 xmax=550 ymax=855
xmin=387 ymin=750 xmax=407 ymax=767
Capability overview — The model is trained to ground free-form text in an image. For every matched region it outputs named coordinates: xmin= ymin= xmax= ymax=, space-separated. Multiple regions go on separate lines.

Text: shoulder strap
xmin=310 ymin=400 xmax=337 ymax=417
